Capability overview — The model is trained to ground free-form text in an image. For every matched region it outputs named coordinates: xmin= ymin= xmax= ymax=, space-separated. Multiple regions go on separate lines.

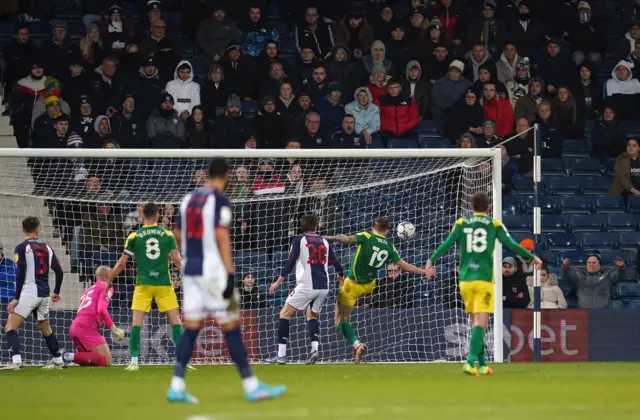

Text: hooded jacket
xmin=90 ymin=65 xmax=125 ymax=114
xmin=146 ymin=106 xmax=185 ymax=149
xmin=605 ymin=61 xmax=640 ymax=96
xmin=336 ymin=16 xmax=375 ymax=55
xmin=294 ymin=18 xmax=335 ymax=59
xmin=241 ymin=13 xmax=279 ymax=57
xmin=401 ymin=60 xmax=431 ymax=118
xmin=325 ymin=45 xmax=356 ymax=93
xmin=165 ymin=60 xmax=201 ymax=116
xmin=10 ymin=75 xmax=46 ymax=123
xmin=91 ymin=114 xmax=112 ymax=148
xmin=130 ymin=66 xmax=164 ymax=118
xmin=563 ymin=264 xmax=624 ymax=309
xmin=496 ymin=52 xmax=522 ymax=84
xmin=344 ymin=87 xmax=381 ymax=135
xmin=464 ymin=51 xmax=496 ymax=83
xmin=30 ymin=97 xmax=72 ymax=128
xmin=431 ymin=73 xmax=472 ymax=125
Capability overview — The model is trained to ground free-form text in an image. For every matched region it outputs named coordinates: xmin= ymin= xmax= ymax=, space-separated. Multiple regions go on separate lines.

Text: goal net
xmin=0 ymin=148 xmax=502 ymax=365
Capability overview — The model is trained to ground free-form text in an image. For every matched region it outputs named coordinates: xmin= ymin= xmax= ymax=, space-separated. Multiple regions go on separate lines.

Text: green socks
xmin=129 ymin=325 xmax=141 ymax=358
xmin=478 ymin=342 xmax=487 ymax=367
xmin=467 ymin=326 xmax=485 ymax=366
xmin=172 ymin=324 xmax=183 ymax=345
xmin=337 ymin=320 xmax=358 ymax=345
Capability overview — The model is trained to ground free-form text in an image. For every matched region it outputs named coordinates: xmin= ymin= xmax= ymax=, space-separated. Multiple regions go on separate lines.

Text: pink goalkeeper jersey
xmin=72 ymin=281 xmax=115 ymax=330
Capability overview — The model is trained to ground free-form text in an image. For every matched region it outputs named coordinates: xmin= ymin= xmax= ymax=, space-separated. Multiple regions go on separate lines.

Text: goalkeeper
xmin=324 ymin=218 xmax=427 ymax=363
xmin=426 ymin=192 xmax=542 ymax=376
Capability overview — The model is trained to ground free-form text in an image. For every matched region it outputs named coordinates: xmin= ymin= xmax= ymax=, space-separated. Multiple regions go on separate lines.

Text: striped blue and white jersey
xmin=178 ymin=187 xmax=232 ymax=277
xmin=280 ymin=233 xmax=343 ymax=290
xmin=14 ymin=238 xmax=62 ymax=299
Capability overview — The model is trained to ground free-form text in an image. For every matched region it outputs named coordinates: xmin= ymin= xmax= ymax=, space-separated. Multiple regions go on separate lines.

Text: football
xmin=396 ymin=221 xmax=416 ymax=241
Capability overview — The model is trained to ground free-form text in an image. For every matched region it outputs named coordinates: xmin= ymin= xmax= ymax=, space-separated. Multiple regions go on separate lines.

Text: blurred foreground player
xmin=2 ymin=217 xmax=64 ymax=370
xmin=167 ymin=158 xmax=286 ymax=404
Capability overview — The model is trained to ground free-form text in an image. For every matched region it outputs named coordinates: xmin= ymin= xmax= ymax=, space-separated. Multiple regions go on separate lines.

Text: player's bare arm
xmin=107 ymin=254 xmax=129 ymax=294
xmin=323 ymin=235 xmax=357 ymax=244
xmin=397 ymin=259 xmax=427 ymax=276
xmin=269 ymin=276 xmax=285 ymax=295
xmin=170 ymin=249 xmax=183 ymax=271
xmin=215 ymin=226 xmax=236 ymax=302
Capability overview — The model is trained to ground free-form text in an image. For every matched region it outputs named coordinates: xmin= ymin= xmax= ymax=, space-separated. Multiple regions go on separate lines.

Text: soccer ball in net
xmin=396 ymin=221 xmax=416 ymax=241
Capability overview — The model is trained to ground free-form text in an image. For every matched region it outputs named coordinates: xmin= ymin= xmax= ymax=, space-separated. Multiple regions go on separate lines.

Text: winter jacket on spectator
xmin=401 ymin=60 xmax=431 ymax=118
xmin=222 ymin=53 xmax=253 ymax=99
xmin=616 ymin=28 xmax=640 ymax=59
xmin=335 ymin=14 xmax=375 ymax=56
xmin=514 ymin=79 xmax=546 ymax=123
xmin=30 ymin=97 xmax=71 ymax=128
xmin=464 ymin=51 xmax=497 ymax=83
xmin=502 ymin=153 xmax=518 ymax=194
xmin=294 ymin=18 xmax=335 ymax=59
xmin=509 ymin=130 xmax=534 ymax=174
xmin=622 ymin=1 xmax=640 ymax=33
xmin=32 ymin=113 xmax=68 ymax=148
xmin=609 ymin=149 xmax=640 ymax=195
xmin=443 ymin=93 xmax=484 ymax=142
xmin=165 ymin=60 xmax=201 ymax=117
xmin=571 ymin=63 xmax=602 ymax=120
xmin=386 ymin=37 xmax=416 ymax=80
xmin=295 ymin=56 xmax=325 ymax=89
xmin=429 ymin=0 xmax=466 ymax=40
xmin=604 ymin=60 xmax=640 ymax=120
xmin=563 ymin=264 xmax=624 ymax=309
xmin=90 ymin=65 xmax=125 ymax=114
xmin=552 ymin=89 xmax=584 ymax=139
xmin=496 ymin=51 xmax=522 ymax=85
xmin=241 ymin=11 xmax=279 ymax=57
xmin=100 ymin=17 xmax=135 ymax=57
xmin=298 ymin=127 xmax=331 ymax=149
xmin=2 ymin=34 xmax=39 ymax=95
xmin=316 ymin=96 xmax=346 ymax=134
xmin=536 ymin=116 xmax=562 ymax=158
xmin=481 ymin=96 xmax=513 ymax=136
xmin=372 ymin=6 xmax=396 ymax=42
xmin=216 ymin=98 xmax=252 ymax=148
xmin=185 ymin=118 xmax=215 ymax=149
xmin=359 ymin=53 xmax=395 ymax=81
xmin=344 ymin=87 xmax=381 ymax=135
xmin=111 ymin=111 xmax=146 ymax=148
xmin=130 ymin=65 xmax=165 ymax=118
xmin=466 ymin=15 xmax=508 ymax=57
xmin=197 ymin=15 xmax=242 ymax=60
xmin=138 ymin=37 xmax=180 ymax=83
xmin=592 ymin=113 xmax=628 ymax=160
xmin=72 ymin=113 xmax=95 ymax=139
xmin=253 ymin=105 xmax=288 ymax=149
xmin=379 ymin=92 xmax=420 ymax=137
xmin=531 ymin=43 xmax=574 ymax=92
xmin=502 ymin=258 xmax=530 ymax=309
xmin=431 ymin=72 xmax=472 ymax=127
xmin=332 ymin=129 xmax=365 ymax=148
xmin=325 ymin=46 xmax=356 ymax=96
xmin=146 ymin=107 xmax=185 ymax=149
xmin=526 ymin=273 xmax=567 ymax=309
xmin=40 ymin=36 xmax=81 ymax=79
xmin=200 ymin=72 xmax=231 ymax=118
xmin=60 ymin=69 xmax=92 ymax=117
xmin=424 ymin=50 xmax=452 ymax=84
xmin=365 ymin=74 xmax=391 ymax=106
xmin=564 ymin=5 xmax=601 ymax=56
xmin=506 ymin=12 xmax=547 ymax=59
xmin=257 ymin=41 xmax=292 ymax=80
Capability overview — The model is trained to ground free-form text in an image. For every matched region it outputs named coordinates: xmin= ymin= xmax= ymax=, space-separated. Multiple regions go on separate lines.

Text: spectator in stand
xmin=222 ymin=44 xmax=253 ymax=100
xmin=30 ymin=77 xmax=72 ymax=128
xmin=253 ymin=96 xmax=288 ymax=149
xmin=627 ymin=39 xmax=640 ymax=78
xmin=443 ymin=89 xmax=484 ymax=142
xmin=506 ymin=57 xmax=531 ymax=108
xmin=299 ymin=112 xmax=330 ymax=148
xmin=90 ymin=56 xmax=125 ymax=115
xmin=610 ymin=138 xmax=640 ymax=196
xmin=501 ymin=145 xmax=517 ymax=194
xmin=165 ymin=60 xmax=201 ymax=120
xmin=563 ymin=254 xmax=625 ymax=309
xmin=510 ymin=117 xmax=534 ymax=174
xmin=345 ymin=87 xmax=380 ymax=146
xmin=291 ymin=92 xmax=314 ymax=130
xmin=431 ymin=60 xmax=472 ymax=127
xmin=241 ymin=4 xmax=279 ymax=59
xmin=365 ymin=63 xmax=392 ymax=105
xmin=592 ymin=107 xmax=627 ymax=160
xmin=359 ymin=40 xmax=394 ymax=84
xmin=373 ymin=6 xmax=395 ymax=42
xmin=536 ymin=101 xmax=562 ymax=158
xmin=185 ymin=105 xmax=214 ymax=148
xmin=425 ymin=44 xmax=453 ymax=85
xmin=502 ymin=256 xmax=530 ymax=309
xmin=245 ymin=135 xmax=258 ymax=150
xmin=604 ymin=60 xmax=640 ymax=120
xmin=480 ymin=82 xmax=514 ymax=137
xmin=332 ymin=114 xmax=365 ymax=148
xmin=41 ymin=19 xmax=81 ymax=79
xmin=514 ymin=77 xmax=545 ymax=123
xmin=429 ymin=0 xmax=466 ymax=44
xmin=138 ymin=0 xmax=164 ymax=38
xmin=471 ymin=64 xmax=508 ymax=99
xmin=146 ymin=92 xmax=185 ymax=149
xmin=379 ymin=79 xmax=420 ymax=147
xmin=565 ymin=1 xmax=602 ymax=65
xmin=325 ymin=46 xmax=356 ymax=97
xmin=111 ymin=94 xmax=146 ymax=149
xmin=496 ymin=43 xmax=521 ymax=85
xmin=81 ymin=197 xmax=125 ymax=256
xmin=100 ymin=5 xmax=135 ymax=58
xmin=61 ymin=55 xmax=91 ymax=116
xmin=406 ymin=7 xmax=428 ymax=50
xmin=257 ymin=41 xmax=290 ymax=79
xmin=227 ymin=165 xmax=251 ymax=200
xmin=305 ymin=65 xmax=330 ymax=104
xmin=571 ymin=63 xmax=602 ymax=121
xmin=216 ymin=94 xmax=252 ymax=148
xmin=465 ymin=43 xmax=497 ymax=83
xmin=294 ymin=6 xmax=335 ymax=60
xmin=259 ymin=60 xmax=295 ymax=100
xmin=32 ymin=94 xmax=66 ymax=149
xmin=200 ymin=63 xmax=230 ymax=118
xmin=91 ymin=115 xmax=113 ymax=149
xmin=475 ymin=120 xmax=501 ymax=148
xmin=531 ymin=37 xmax=573 ymax=96
xmin=386 ymin=23 xmax=416 ymax=79
xmin=526 ymin=268 xmax=568 ymax=309
xmin=402 ymin=61 xmax=431 ymax=118
xmin=239 ymin=273 xmax=266 ymax=310
xmin=616 ymin=21 xmax=640 ymax=59
xmin=361 ymin=263 xmax=415 ymax=308
xmin=336 ymin=10 xmax=375 ymax=60
xmin=197 ymin=4 xmax=242 ymax=63
xmin=138 ymin=19 xmax=180 ymax=82
xmin=551 ymin=87 xmax=583 ymax=138
xmin=2 ymin=25 xmax=38 ymax=112
xmin=130 ymin=56 xmax=164 ymax=118
xmin=72 ymin=96 xmax=95 ymax=138
xmin=0 ymin=243 xmax=16 ymax=303
xmin=456 ymin=132 xmax=477 ymax=148
xmin=276 ymin=82 xmax=300 ymax=118
xmin=251 ymin=158 xmax=286 ymax=195
xmin=506 ymin=2 xmax=546 ymax=59
xmin=466 ymin=1 xmax=508 ymax=57
xmin=623 ymin=1 xmax=640 ymax=32
xmin=424 ymin=19 xmax=453 ymax=58
xmin=295 ymin=46 xmax=324 ymax=89
xmin=316 ymin=82 xmax=346 ymax=134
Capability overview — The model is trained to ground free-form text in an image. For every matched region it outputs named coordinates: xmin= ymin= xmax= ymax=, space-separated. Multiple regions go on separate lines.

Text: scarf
xmin=108 ymin=20 xmax=123 ymax=33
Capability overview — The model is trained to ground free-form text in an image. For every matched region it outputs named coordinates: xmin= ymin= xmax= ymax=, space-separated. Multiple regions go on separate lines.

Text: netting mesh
xmin=0 ymin=151 xmax=496 ymax=364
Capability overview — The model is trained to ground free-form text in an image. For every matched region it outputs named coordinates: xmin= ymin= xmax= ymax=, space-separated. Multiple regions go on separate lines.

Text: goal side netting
xmin=0 ymin=149 xmax=501 ymax=365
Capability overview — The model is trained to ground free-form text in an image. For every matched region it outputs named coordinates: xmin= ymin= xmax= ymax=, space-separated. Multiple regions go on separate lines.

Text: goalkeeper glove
xmin=223 ymin=273 xmax=235 ymax=299
xmin=111 ymin=325 xmax=125 ymax=340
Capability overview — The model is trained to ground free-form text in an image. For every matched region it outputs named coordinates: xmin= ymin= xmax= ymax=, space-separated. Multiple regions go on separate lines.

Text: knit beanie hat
xmin=226 ymin=94 xmax=242 ymax=109
xmin=44 ymin=92 xmax=61 ymax=109
xmin=327 ymin=82 xmax=343 ymax=95
xmin=371 ymin=62 xmax=386 ymax=74
xmin=371 ymin=40 xmax=386 ymax=54
xmin=45 ymin=77 xmax=61 ymax=91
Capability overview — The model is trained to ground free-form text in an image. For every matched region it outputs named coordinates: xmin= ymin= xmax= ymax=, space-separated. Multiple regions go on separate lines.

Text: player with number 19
xmin=107 ymin=202 xmax=184 ymax=371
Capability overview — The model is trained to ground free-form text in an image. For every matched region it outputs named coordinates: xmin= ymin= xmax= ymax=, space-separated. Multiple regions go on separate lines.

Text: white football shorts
xmin=182 ymin=274 xmax=239 ymax=324
xmin=14 ymin=294 xmax=50 ymax=321
xmin=285 ymin=285 xmax=329 ymax=314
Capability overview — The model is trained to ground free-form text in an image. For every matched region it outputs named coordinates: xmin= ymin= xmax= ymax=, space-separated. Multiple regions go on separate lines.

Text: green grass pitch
xmin=1 ymin=363 xmax=639 ymax=420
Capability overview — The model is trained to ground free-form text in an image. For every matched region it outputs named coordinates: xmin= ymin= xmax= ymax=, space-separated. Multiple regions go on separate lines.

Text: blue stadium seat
xmin=559 ymin=196 xmax=594 ymax=214
xmin=567 ymin=214 xmax=605 ymax=232
xmin=562 ymin=139 xmax=591 ymax=158
xmin=624 ymin=267 xmax=638 ymax=282
xmin=580 ymin=177 xmax=613 ymax=195
xmin=629 ymin=300 xmax=640 ymax=309
xmin=547 ymin=265 xmax=562 ymax=279
xmin=513 ymin=177 xmax=534 ymax=195
xmin=578 ymin=232 xmax=617 ymax=251
xmin=235 ymin=251 xmax=268 ymax=266
xmin=628 ymin=250 xmax=638 ymax=267
xmin=175 ymin=38 xmax=198 ymax=56
xmin=541 ymin=215 xmax=566 ymax=232
xmin=620 ymin=120 xmax=640 ymax=134
xmin=610 ymin=300 xmax=625 ymax=309
xmin=417 ymin=120 xmax=441 ymax=133
xmin=422 ymin=138 xmax=450 ymax=148
xmin=584 ymin=120 xmax=594 ymax=137
xmin=542 ymin=250 xmax=559 ymax=266
xmin=280 ymin=37 xmax=298 ymax=54
xmin=598 ymin=249 xmax=626 ymax=267
xmin=390 ymin=138 xmax=420 ymax=148
xmin=570 ymin=158 xmax=602 ymax=176
xmin=595 ymin=195 xmax=625 ymax=213
xmin=189 ymin=58 xmax=207 ymax=77
xmin=271 ymin=20 xmax=290 ymax=35
xmin=607 ymin=214 xmax=638 ymax=231
xmin=502 ymin=215 xmax=532 ymax=233
xmin=520 ymin=195 xmax=557 ymax=214
xmin=541 ymin=158 xmax=566 ymax=177
xmin=617 ymin=283 xmax=640 ymax=298
xmin=555 ymin=249 xmax=587 ymax=264
xmin=502 ymin=196 xmax=519 ymax=215
xmin=546 ymin=233 xmax=579 ymax=250
xmin=510 ymin=232 xmax=534 ymax=246
xmin=628 ymin=196 xmax=640 ymax=213
xmin=617 ymin=232 xmax=640 ymax=251
xmin=547 ymin=177 xmax=580 ymax=195
xmin=242 ymin=100 xmax=258 ymax=116
xmin=604 ymin=158 xmax=615 ymax=176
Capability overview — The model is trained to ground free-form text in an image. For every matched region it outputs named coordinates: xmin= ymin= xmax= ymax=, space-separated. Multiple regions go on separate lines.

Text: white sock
xmin=52 ymin=356 xmax=63 ymax=364
xmin=63 ymin=353 xmax=74 ymax=362
xmin=171 ymin=376 xmax=185 ymax=392
xmin=311 ymin=341 xmax=319 ymax=353
xmin=353 ymin=340 xmax=361 ymax=349
xmin=277 ymin=344 xmax=287 ymax=358
xmin=242 ymin=376 xmax=259 ymax=393
xmin=12 ymin=354 xmax=22 ymax=365
xmin=131 ymin=356 xmax=138 ymax=364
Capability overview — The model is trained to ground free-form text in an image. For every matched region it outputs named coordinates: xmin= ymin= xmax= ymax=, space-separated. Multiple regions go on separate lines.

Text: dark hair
xmin=472 ymin=191 xmax=490 ymax=212
xmin=208 ymin=157 xmax=230 ymax=179
xmin=178 ymin=62 xmax=191 ymax=71
xmin=343 ymin=113 xmax=355 ymax=121
xmin=143 ymin=202 xmax=160 ymax=219
xmin=286 ymin=138 xmax=300 ymax=146
xmin=22 ymin=216 xmax=40 ymax=234
xmin=300 ymin=214 xmax=318 ymax=232
xmin=374 ymin=217 xmax=390 ymax=232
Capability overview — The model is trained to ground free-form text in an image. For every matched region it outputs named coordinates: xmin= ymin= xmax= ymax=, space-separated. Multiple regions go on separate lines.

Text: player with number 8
xmin=107 ymin=202 xmax=186 ymax=371
xmin=324 ymin=218 xmax=427 ymax=363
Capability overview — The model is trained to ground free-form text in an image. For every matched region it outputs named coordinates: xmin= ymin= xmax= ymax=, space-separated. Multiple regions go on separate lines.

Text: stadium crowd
xmin=2 ymin=0 xmax=640 ymax=309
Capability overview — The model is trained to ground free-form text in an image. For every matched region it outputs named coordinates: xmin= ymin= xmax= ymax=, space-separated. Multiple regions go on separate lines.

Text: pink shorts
xmin=70 ymin=323 xmax=107 ymax=352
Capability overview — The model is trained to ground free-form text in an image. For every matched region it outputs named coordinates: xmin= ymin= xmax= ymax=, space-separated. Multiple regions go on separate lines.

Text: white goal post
xmin=0 ymin=148 xmax=503 ymax=365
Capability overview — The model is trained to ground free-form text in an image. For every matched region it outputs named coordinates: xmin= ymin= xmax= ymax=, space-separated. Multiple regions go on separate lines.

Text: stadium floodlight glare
xmin=0 ymin=147 xmax=502 ymax=365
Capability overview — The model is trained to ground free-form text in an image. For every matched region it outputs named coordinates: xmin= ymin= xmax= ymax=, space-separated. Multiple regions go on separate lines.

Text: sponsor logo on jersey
xmin=149 ymin=270 xmax=160 ymax=278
